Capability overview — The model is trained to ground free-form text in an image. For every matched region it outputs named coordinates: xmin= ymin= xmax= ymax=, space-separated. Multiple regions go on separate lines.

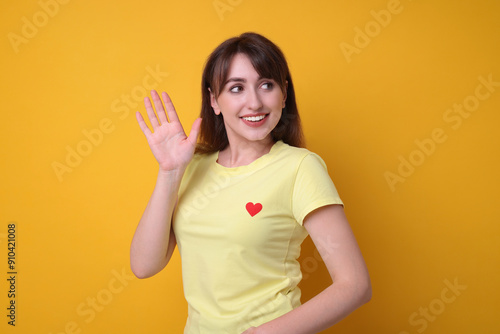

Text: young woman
xmin=130 ymin=32 xmax=371 ymax=334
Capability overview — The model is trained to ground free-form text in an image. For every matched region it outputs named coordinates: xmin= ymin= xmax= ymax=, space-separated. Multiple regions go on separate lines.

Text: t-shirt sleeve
xmin=292 ymin=153 xmax=344 ymax=225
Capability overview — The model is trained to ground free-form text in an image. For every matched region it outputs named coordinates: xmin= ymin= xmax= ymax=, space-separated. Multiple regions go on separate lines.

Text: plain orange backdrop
xmin=1 ymin=0 xmax=499 ymax=333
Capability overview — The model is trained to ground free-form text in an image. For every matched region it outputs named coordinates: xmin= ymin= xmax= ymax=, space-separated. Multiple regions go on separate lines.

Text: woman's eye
xmin=262 ymin=82 xmax=274 ymax=90
xmin=230 ymin=86 xmax=243 ymax=93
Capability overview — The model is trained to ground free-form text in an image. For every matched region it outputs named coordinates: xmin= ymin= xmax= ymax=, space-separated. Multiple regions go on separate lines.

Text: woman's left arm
xmin=243 ymin=204 xmax=371 ymax=334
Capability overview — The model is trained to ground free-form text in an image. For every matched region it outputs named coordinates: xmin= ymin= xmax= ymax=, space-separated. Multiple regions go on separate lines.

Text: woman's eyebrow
xmin=224 ymin=76 xmax=266 ymax=86
xmin=224 ymin=77 xmax=246 ymax=85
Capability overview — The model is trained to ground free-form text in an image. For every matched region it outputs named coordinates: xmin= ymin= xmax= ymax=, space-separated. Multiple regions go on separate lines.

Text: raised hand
xmin=136 ymin=90 xmax=202 ymax=173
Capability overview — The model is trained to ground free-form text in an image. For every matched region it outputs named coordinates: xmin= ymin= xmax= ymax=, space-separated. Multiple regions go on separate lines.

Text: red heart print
xmin=246 ymin=202 xmax=262 ymax=217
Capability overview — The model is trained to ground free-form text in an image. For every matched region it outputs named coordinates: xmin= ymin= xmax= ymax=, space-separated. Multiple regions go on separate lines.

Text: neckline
xmin=212 ymin=141 xmax=284 ymax=174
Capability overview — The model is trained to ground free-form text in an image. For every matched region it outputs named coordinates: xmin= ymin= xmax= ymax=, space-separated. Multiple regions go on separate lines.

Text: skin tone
xmin=131 ymin=52 xmax=371 ymax=334
xmin=210 ymin=53 xmax=287 ymax=168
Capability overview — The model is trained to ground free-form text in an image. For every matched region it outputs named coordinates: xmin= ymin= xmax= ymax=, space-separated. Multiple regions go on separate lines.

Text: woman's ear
xmin=209 ymin=88 xmax=221 ymax=115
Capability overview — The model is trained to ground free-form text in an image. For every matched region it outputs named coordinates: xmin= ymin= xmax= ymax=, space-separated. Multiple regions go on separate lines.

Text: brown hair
xmin=195 ymin=32 xmax=304 ymax=154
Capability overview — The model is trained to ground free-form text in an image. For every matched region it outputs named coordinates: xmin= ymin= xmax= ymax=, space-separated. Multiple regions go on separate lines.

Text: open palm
xmin=136 ymin=90 xmax=201 ymax=172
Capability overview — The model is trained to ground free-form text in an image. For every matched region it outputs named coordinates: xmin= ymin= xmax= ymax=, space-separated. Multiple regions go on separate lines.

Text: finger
xmin=151 ymin=90 xmax=168 ymax=125
xmin=187 ymin=118 xmax=202 ymax=146
xmin=161 ymin=91 xmax=180 ymax=123
xmin=144 ymin=95 xmax=161 ymax=129
xmin=136 ymin=111 xmax=152 ymax=137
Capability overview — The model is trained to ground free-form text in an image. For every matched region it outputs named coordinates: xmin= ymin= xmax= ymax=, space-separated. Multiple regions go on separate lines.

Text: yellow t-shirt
xmin=173 ymin=140 xmax=343 ymax=333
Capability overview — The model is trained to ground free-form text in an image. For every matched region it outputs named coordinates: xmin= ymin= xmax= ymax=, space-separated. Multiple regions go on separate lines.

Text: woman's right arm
xmin=130 ymin=90 xmax=201 ymax=279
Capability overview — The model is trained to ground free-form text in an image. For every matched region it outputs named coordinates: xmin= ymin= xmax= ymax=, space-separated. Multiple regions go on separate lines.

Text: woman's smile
xmin=240 ymin=113 xmax=269 ymax=126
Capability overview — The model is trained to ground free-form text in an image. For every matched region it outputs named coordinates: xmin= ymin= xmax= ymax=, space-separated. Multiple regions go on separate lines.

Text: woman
xmin=130 ymin=32 xmax=371 ymax=334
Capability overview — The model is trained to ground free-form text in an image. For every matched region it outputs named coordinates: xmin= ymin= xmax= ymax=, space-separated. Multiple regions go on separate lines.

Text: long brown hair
xmin=195 ymin=32 xmax=304 ymax=154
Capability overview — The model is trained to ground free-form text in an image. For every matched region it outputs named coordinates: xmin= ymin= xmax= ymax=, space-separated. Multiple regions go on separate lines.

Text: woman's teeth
xmin=242 ymin=115 xmax=266 ymax=122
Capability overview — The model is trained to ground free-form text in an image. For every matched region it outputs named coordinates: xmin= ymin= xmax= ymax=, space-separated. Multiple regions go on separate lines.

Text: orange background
xmin=1 ymin=0 xmax=499 ymax=333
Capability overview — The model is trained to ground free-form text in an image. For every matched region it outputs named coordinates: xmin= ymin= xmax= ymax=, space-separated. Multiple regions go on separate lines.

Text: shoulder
xmin=275 ymin=142 xmax=328 ymax=170
xmin=274 ymin=141 xmax=311 ymax=160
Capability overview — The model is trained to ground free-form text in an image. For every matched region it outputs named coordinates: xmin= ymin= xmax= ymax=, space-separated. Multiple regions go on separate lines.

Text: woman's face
xmin=210 ymin=53 xmax=286 ymax=147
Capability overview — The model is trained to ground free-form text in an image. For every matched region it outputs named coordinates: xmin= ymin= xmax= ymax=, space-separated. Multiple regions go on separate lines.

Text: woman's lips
xmin=240 ymin=114 xmax=269 ymax=127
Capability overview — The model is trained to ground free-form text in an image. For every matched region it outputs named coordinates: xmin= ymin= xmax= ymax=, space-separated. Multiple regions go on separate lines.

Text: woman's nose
xmin=247 ymin=89 xmax=263 ymax=111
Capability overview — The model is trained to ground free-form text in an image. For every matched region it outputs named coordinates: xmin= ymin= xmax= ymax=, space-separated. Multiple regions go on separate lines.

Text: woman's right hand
xmin=136 ymin=90 xmax=202 ymax=173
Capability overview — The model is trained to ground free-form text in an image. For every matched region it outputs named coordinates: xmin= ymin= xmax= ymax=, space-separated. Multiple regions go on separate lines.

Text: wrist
xmin=157 ymin=167 xmax=185 ymax=179
xmin=156 ymin=168 xmax=185 ymax=190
